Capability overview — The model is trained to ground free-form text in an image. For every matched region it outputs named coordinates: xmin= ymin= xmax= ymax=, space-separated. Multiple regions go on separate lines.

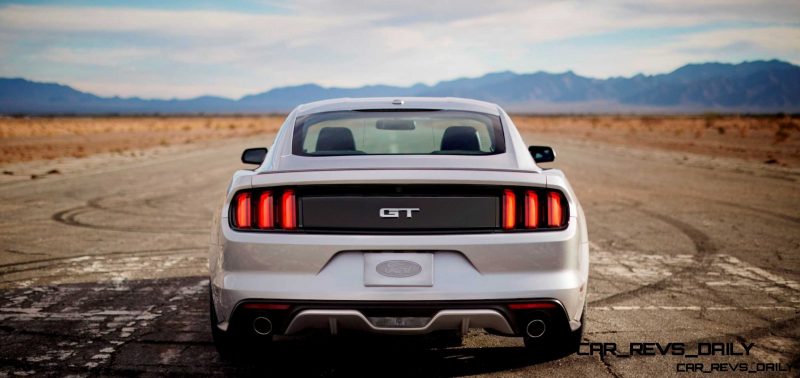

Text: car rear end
xmin=209 ymin=98 xmax=588 ymax=356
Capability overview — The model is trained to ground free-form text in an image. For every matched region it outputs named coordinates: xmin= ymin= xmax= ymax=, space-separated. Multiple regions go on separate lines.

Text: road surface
xmin=0 ymin=131 xmax=798 ymax=376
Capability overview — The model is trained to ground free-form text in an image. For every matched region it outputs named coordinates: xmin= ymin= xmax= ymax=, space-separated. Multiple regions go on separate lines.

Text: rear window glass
xmin=292 ymin=110 xmax=505 ymax=156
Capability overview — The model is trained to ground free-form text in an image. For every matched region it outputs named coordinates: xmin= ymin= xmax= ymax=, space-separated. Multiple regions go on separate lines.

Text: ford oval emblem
xmin=376 ymin=260 xmax=422 ymax=278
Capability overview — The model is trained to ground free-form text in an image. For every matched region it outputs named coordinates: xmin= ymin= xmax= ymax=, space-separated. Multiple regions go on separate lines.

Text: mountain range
xmin=1 ymin=59 xmax=798 ymax=114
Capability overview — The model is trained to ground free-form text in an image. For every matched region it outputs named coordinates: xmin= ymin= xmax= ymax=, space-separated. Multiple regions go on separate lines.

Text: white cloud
xmin=0 ymin=1 xmax=798 ymax=98
xmin=37 ymin=47 xmax=160 ymax=68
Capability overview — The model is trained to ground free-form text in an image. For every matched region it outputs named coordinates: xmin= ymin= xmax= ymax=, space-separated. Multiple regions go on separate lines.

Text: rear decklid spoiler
xmin=262 ymin=153 xmax=536 ymax=173
xmin=247 ymin=168 xmax=546 ymax=189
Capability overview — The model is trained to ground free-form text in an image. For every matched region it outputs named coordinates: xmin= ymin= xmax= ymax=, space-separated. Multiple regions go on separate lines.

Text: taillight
xmin=234 ymin=192 xmax=251 ymax=228
xmin=502 ymin=189 xmax=516 ymax=230
xmin=281 ymin=189 xmax=296 ymax=230
xmin=502 ymin=188 xmax=567 ymax=231
xmin=257 ymin=191 xmax=273 ymax=229
xmin=231 ymin=188 xmax=295 ymax=231
xmin=548 ymin=191 xmax=564 ymax=227
xmin=524 ymin=191 xmax=539 ymax=229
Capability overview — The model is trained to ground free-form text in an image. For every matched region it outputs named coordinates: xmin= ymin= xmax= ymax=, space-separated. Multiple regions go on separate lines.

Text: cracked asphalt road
xmin=0 ymin=131 xmax=798 ymax=376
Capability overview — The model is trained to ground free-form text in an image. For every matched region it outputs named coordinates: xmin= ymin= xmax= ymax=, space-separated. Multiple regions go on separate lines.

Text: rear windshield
xmin=292 ymin=110 xmax=505 ymax=156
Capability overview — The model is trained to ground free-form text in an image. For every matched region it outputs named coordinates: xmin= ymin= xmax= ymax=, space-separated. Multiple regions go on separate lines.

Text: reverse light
xmin=502 ymin=189 xmax=516 ymax=230
xmin=257 ymin=191 xmax=274 ymax=229
xmin=525 ymin=191 xmax=539 ymax=229
xmin=547 ymin=191 xmax=564 ymax=227
xmin=281 ymin=189 xmax=297 ymax=230
xmin=234 ymin=192 xmax=251 ymax=228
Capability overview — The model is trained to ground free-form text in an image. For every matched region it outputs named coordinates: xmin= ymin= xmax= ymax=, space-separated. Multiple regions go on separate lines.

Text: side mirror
xmin=241 ymin=147 xmax=268 ymax=165
xmin=528 ymin=145 xmax=555 ymax=163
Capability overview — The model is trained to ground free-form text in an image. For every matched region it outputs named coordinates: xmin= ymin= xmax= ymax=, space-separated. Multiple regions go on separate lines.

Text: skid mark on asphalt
xmin=0 ymin=278 xmax=208 ymax=374
xmin=50 ymin=191 xmax=215 ymax=235
xmin=592 ymin=305 xmax=798 ymax=311
xmin=708 ymin=255 xmax=800 ymax=294
xmin=590 ymin=244 xmax=800 ymax=310
xmin=0 ymin=249 xmax=206 ymax=288
xmin=588 ymin=207 xmax=721 ymax=308
xmin=51 ymin=205 xmax=207 ymax=234
xmin=589 ymin=242 xmax=800 ymax=366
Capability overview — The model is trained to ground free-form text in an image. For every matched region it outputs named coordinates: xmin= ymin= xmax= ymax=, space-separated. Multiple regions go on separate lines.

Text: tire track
xmin=0 ymin=250 xmax=208 ymax=287
xmin=51 ymin=200 xmax=206 ymax=234
xmin=0 ymin=247 xmax=204 ymax=274
xmin=694 ymin=196 xmax=800 ymax=225
xmin=590 ymin=204 xmax=794 ymax=324
xmin=590 ymin=207 xmax=716 ymax=307
xmin=87 ymin=195 xmax=199 ymax=220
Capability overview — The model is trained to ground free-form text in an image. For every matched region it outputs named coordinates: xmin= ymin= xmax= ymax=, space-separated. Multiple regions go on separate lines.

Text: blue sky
xmin=1 ymin=0 xmax=798 ymax=99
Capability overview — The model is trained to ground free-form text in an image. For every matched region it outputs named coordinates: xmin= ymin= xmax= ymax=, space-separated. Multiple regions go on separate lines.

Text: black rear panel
xmin=301 ymin=196 xmax=498 ymax=230
xmin=297 ymin=185 xmax=500 ymax=232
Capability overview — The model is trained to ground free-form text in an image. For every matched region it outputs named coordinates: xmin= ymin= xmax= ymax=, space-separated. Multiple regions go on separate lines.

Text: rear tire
xmin=523 ymin=305 xmax=585 ymax=358
xmin=210 ymin=288 xmax=238 ymax=359
xmin=209 ymin=285 xmax=272 ymax=360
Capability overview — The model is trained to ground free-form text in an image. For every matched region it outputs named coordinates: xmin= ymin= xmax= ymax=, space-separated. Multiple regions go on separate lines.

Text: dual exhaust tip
xmin=253 ymin=317 xmax=273 ymax=336
xmin=525 ymin=319 xmax=546 ymax=338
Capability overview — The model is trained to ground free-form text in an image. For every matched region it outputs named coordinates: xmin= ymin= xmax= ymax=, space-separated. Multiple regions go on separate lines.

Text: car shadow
xmin=225 ymin=333 xmax=564 ymax=376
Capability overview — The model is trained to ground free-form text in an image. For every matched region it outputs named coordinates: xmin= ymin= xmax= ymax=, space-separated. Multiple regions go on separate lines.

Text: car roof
xmin=294 ymin=97 xmax=501 ymax=117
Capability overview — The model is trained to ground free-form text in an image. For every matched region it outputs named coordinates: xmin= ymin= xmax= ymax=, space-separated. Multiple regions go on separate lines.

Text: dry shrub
xmin=703 ymin=112 xmax=720 ymax=129
xmin=738 ymin=123 xmax=750 ymax=138
xmin=774 ymin=119 xmax=798 ymax=144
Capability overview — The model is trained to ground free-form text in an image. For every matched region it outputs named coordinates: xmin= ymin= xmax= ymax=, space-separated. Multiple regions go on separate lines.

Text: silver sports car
xmin=209 ymin=97 xmax=589 ymax=358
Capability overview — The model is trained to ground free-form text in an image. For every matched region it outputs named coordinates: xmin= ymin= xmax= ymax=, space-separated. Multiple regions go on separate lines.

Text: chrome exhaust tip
xmin=525 ymin=319 xmax=546 ymax=338
xmin=253 ymin=317 xmax=273 ymax=336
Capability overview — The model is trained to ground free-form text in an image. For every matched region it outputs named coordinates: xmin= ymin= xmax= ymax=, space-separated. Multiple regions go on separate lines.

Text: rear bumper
xmin=210 ymin=217 xmax=589 ymax=334
xmin=221 ymin=299 xmax=574 ymax=338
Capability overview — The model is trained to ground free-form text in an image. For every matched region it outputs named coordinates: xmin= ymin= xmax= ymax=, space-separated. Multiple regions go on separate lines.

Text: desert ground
xmin=0 ymin=115 xmax=798 ymax=376
xmin=1 ymin=114 xmax=798 ymax=168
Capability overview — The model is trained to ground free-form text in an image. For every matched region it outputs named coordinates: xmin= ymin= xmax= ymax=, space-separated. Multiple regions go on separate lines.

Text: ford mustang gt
xmin=209 ymin=97 xmax=589 ymax=358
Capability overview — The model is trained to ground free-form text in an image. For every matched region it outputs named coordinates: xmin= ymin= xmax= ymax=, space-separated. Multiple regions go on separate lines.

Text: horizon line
xmin=2 ymin=57 xmax=794 ymax=102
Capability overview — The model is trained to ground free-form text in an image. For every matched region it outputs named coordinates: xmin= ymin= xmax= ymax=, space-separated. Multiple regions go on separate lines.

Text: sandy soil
xmin=0 ymin=116 xmax=283 ymax=164
xmin=0 ymin=114 xmax=798 ymax=170
xmin=514 ymin=115 xmax=800 ymax=167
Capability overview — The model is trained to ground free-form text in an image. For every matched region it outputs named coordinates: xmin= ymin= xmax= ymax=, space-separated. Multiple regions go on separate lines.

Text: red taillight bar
xmin=548 ymin=191 xmax=564 ymax=227
xmin=281 ymin=189 xmax=296 ymax=230
xmin=525 ymin=191 xmax=539 ymax=229
xmin=257 ymin=191 xmax=273 ymax=229
xmin=502 ymin=189 xmax=516 ymax=230
xmin=234 ymin=192 xmax=251 ymax=228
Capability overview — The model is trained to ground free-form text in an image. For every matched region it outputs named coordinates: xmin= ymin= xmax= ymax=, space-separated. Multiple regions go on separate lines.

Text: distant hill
xmin=1 ymin=59 xmax=798 ymax=114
